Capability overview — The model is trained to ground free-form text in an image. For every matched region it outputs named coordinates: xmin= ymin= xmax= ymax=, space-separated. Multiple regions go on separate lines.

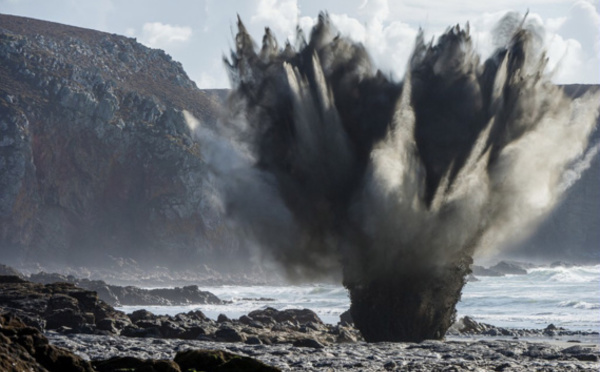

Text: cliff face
xmin=0 ymin=14 xmax=236 ymax=268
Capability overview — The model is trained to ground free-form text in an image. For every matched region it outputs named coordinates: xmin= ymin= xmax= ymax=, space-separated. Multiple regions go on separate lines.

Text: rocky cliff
xmin=0 ymin=14 xmax=240 ymax=270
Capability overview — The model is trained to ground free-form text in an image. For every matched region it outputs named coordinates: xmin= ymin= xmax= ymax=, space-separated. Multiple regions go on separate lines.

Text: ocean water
xmin=116 ymin=265 xmax=600 ymax=332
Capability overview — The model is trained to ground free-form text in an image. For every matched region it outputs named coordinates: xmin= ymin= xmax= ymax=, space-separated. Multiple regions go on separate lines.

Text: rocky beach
xmin=1 ymin=271 xmax=599 ymax=371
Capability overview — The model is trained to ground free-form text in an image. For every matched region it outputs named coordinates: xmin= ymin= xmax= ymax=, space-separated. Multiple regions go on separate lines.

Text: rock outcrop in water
xmin=0 ymin=14 xmax=241 ymax=270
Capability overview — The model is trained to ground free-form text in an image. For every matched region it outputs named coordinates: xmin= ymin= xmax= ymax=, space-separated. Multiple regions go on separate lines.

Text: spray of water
xmin=187 ymin=12 xmax=599 ymax=341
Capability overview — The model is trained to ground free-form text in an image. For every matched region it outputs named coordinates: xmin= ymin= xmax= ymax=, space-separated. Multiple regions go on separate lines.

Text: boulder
xmin=215 ymin=326 xmax=245 ymax=342
xmin=248 ymin=307 xmax=323 ymax=326
xmin=174 ymin=349 xmax=281 ymax=372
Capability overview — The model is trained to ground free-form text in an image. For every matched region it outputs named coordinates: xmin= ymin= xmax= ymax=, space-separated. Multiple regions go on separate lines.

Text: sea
xmin=116 ymin=264 xmax=600 ymax=332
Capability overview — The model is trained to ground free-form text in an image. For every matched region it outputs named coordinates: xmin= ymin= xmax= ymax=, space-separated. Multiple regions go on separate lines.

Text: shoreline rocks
xmin=46 ymin=331 xmax=600 ymax=371
xmin=0 ymin=312 xmax=95 ymax=372
xmin=1 ymin=312 xmax=281 ymax=372
xmin=1 ymin=273 xmax=599 ymax=370
xmin=0 ymin=275 xmax=362 ymax=346
xmin=29 ymin=271 xmax=223 ymax=306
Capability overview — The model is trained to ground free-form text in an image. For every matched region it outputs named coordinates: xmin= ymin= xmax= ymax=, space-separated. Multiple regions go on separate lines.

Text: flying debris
xmin=192 ymin=12 xmax=599 ymax=342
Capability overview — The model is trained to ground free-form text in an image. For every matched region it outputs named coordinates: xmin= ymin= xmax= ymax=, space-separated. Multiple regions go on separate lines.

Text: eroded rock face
xmin=0 ymin=14 xmax=236 ymax=269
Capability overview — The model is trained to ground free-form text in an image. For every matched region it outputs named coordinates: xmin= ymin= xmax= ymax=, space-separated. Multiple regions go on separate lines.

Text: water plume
xmin=192 ymin=12 xmax=599 ymax=342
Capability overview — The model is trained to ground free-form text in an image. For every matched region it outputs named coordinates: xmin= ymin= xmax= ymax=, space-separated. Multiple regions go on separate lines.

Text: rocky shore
xmin=46 ymin=331 xmax=599 ymax=371
xmin=1 ymin=274 xmax=598 ymax=370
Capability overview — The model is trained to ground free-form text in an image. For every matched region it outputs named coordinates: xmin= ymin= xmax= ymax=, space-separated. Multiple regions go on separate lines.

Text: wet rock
xmin=46 ymin=308 xmax=88 ymax=330
xmin=129 ymin=309 xmax=157 ymax=323
xmin=174 ymin=349 xmax=281 ymax=372
xmin=178 ymin=325 xmax=206 ymax=340
xmin=0 ymin=276 xmax=131 ymax=334
xmin=215 ymin=326 xmax=245 ymax=342
xmin=248 ymin=307 xmax=323 ymax=327
xmin=245 ymin=336 xmax=262 ymax=345
xmin=0 ymin=312 xmax=94 ymax=372
xmin=217 ymin=313 xmax=231 ymax=323
xmin=293 ymin=338 xmax=325 ymax=349
xmin=47 ymin=330 xmax=600 ymax=371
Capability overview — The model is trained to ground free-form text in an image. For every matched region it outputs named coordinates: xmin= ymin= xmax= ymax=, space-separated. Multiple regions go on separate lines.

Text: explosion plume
xmin=191 ymin=12 xmax=599 ymax=342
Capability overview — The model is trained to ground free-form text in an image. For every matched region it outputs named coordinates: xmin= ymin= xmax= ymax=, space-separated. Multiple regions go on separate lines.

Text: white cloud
xmin=544 ymin=1 xmax=599 ymax=83
xmin=251 ymin=0 xmax=299 ymax=42
xmin=138 ymin=22 xmax=193 ymax=49
xmin=557 ymin=0 xmax=600 ymax=55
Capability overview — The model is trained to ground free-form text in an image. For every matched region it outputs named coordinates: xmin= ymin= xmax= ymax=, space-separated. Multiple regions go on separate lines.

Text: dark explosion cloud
xmin=187 ymin=12 xmax=599 ymax=342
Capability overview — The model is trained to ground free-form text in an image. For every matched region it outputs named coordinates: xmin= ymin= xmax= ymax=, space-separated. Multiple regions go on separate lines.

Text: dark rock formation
xmin=1 ymin=311 xmax=280 ymax=372
xmin=0 ymin=275 xmax=362 ymax=345
xmin=0 ymin=13 xmax=242 ymax=270
xmin=0 ymin=312 xmax=95 ymax=372
xmin=28 ymin=271 xmax=222 ymax=306
xmin=0 ymin=275 xmax=132 ymax=334
xmin=174 ymin=349 xmax=281 ymax=372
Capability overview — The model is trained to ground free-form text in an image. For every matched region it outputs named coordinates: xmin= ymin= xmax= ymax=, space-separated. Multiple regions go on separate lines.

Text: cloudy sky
xmin=2 ymin=0 xmax=598 ymax=87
